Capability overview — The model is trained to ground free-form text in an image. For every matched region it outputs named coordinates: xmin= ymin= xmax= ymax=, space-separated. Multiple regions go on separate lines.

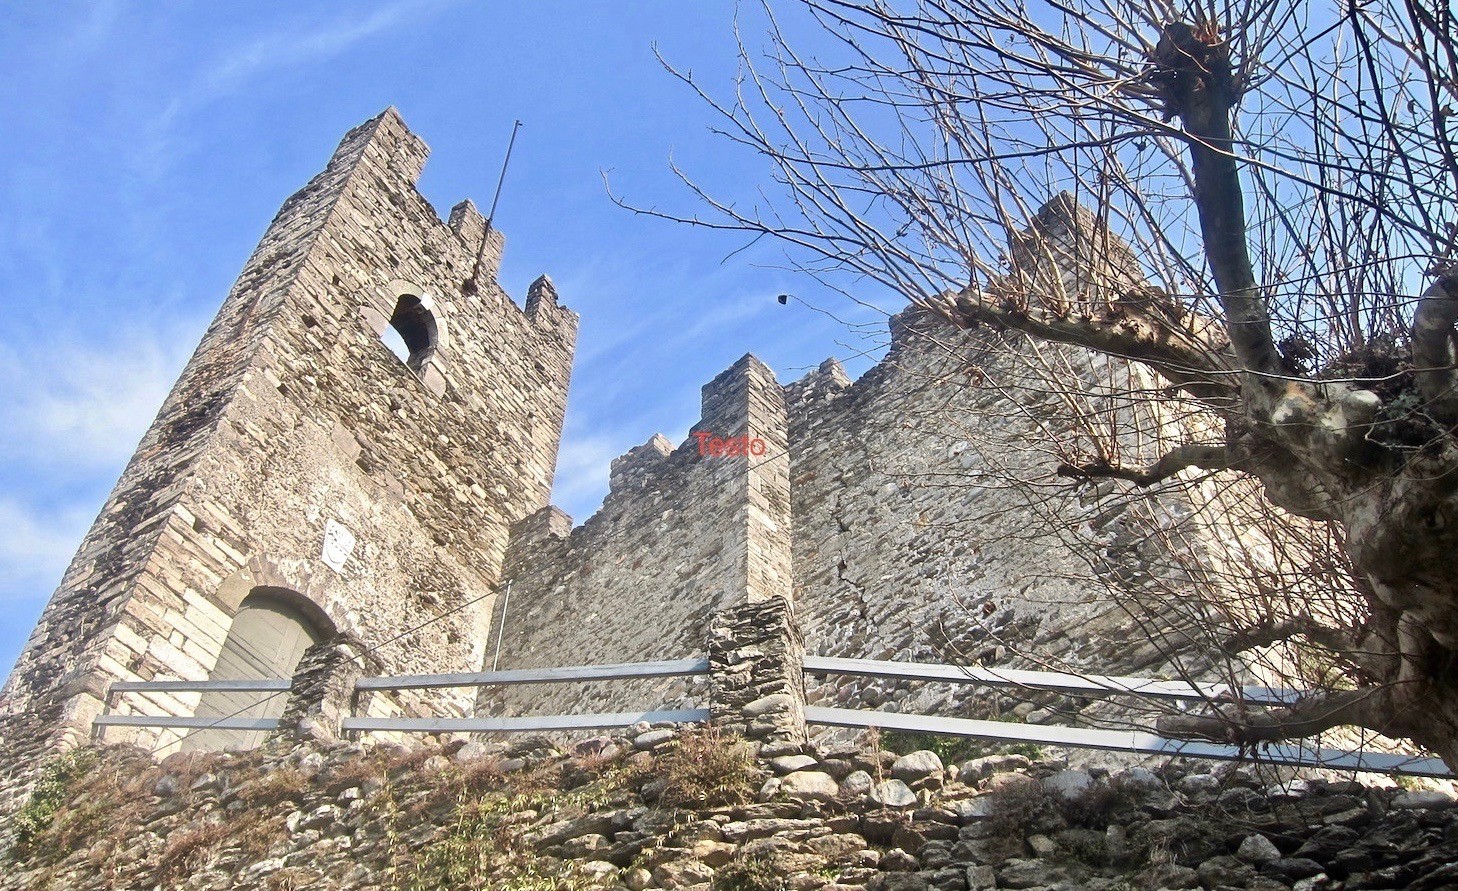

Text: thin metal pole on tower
xmin=491 ymin=579 xmax=514 ymax=672
xmin=466 ymin=121 xmax=523 ymax=290
xmin=486 ymin=120 xmax=523 ymax=226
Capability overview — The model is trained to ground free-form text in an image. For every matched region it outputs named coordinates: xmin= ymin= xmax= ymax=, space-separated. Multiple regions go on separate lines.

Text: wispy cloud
xmin=140 ymin=0 xmax=459 ymax=175
xmin=0 ymin=499 xmax=92 ymax=602
xmin=0 ymin=497 xmax=94 ymax=679
xmin=181 ymin=0 xmax=453 ymax=110
xmin=0 ymin=321 xmax=199 ymax=473
xmin=551 ymin=433 xmax=632 ymax=523
xmin=0 ymin=317 xmax=202 ymax=673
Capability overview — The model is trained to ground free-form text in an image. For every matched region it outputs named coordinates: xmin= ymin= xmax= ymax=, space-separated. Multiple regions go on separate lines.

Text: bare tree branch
xmin=1148 ymin=22 xmax=1283 ymax=380
xmin=1157 ymin=682 xmax=1429 ymax=746
xmin=1057 ymin=443 xmax=1234 ymax=486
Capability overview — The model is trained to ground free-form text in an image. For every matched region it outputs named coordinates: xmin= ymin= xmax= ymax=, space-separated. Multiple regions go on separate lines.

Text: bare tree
xmin=629 ymin=0 xmax=1458 ymax=767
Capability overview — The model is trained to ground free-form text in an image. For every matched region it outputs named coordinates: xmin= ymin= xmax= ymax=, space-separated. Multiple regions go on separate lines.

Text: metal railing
xmin=94 ymin=657 xmax=710 ymax=739
xmin=803 ymin=656 xmax=1453 ymax=779
xmin=803 ymin=655 xmax=1300 ymax=705
xmin=94 ymin=652 xmax=1453 ymax=778
xmin=345 ymin=657 xmax=710 ymax=733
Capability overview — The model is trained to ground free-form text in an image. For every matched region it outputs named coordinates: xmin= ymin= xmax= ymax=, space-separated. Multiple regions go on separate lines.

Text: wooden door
xmin=184 ymin=596 xmax=322 ymax=750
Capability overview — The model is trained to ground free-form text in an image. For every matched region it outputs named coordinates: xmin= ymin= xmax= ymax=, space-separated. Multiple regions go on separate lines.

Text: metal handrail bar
xmin=109 ymin=679 xmax=292 ymax=693
xmin=355 ymin=657 xmax=710 ymax=691
xmin=92 ymin=715 xmax=281 ymax=731
xmin=804 ymin=655 xmax=1300 ymax=705
xmin=342 ymin=708 xmax=709 ymax=733
xmin=804 ymin=706 xmax=1452 ymax=778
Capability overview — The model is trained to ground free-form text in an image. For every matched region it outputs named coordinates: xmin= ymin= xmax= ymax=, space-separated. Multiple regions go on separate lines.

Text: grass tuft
xmin=655 ymin=727 xmax=760 ymax=809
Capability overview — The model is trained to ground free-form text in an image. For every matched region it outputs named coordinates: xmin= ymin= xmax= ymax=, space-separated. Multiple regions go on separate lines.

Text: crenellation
xmin=446 ymin=199 xmax=488 ymax=251
xmin=608 ymin=433 xmax=675 ymax=492
xmin=784 ymin=357 xmax=851 ymax=410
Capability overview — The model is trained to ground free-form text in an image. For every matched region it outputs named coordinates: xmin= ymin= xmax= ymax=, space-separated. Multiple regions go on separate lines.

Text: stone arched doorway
xmin=184 ymin=587 xmax=335 ymax=750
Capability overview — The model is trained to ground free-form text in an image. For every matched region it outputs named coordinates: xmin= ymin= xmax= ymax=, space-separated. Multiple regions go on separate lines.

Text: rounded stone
xmin=870 ymin=779 xmax=918 ymax=808
xmin=890 ymin=750 xmax=944 ymax=784
xmin=633 ymin=729 xmax=676 ymax=751
xmin=841 ymin=770 xmax=873 ymax=797
xmin=758 ymin=777 xmax=782 ymax=802
xmin=1114 ymin=766 xmax=1161 ymax=791
xmin=1042 ymin=769 xmax=1095 ymax=802
xmin=958 ymin=753 xmax=1031 ymax=784
xmin=452 ymin=741 xmax=489 ymax=762
xmin=742 ymin=693 xmax=794 ymax=717
xmin=770 ymin=754 xmax=819 ymax=775
xmin=1392 ymin=790 xmax=1456 ymax=809
xmin=1177 ymin=773 xmax=1221 ymax=796
xmin=1263 ymin=779 xmax=1310 ymax=800
xmin=1235 ymin=834 xmax=1282 ymax=864
xmin=819 ymin=758 xmax=854 ymax=780
xmin=780 ymin=771 xmax=840 ymax=802
xmin=578 ymin=861 xmax=618 ymax=882
xmin=153 ymin=774 xmax=181 ymax=797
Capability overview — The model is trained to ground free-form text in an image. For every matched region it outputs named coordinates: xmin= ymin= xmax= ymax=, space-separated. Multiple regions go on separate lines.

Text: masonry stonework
xmin=3 ymin=110 xmax=1272 ymax=825
xmin=0 ymin=108 xmax=576 ymax=815
xmin=483 ymin=194 xmax=1230 ymax=732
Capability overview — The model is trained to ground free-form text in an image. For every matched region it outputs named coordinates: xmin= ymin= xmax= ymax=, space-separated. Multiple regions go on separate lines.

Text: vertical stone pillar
xmin=708 ymin=596 xmax=807 ymax=748
xmin=697 ymin=354 xmax=793 ymax=608
xmin=269 ymin=635 xmax=378 ymax=745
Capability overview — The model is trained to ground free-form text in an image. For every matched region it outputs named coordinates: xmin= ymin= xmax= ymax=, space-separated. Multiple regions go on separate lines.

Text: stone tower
xmin=0 ymin=109 xmax=577 ymax=794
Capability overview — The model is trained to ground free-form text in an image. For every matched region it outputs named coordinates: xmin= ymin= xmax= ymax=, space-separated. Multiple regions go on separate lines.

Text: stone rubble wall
xmin=708 ymin=597 xmax=807 ymax=746
xmin=6 ymin=727 xmax=1457 ymax=891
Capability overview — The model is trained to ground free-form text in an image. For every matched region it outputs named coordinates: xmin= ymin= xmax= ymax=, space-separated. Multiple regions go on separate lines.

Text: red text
xmin=693 ymin=431 xmax=767 ymax=457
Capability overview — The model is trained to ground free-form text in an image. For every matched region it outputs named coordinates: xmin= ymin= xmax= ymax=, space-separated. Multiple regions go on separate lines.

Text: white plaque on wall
xmin=322 ymin=519 xmax=356 ymax=573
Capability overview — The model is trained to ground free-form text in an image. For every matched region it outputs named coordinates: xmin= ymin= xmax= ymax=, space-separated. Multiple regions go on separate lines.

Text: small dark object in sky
xmin=777 ymin=294 xmax=789 ymax=305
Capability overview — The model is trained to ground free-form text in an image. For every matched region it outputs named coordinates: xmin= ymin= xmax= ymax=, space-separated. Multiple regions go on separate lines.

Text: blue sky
xmin=0 ymin=2 xmax=899 ymax=675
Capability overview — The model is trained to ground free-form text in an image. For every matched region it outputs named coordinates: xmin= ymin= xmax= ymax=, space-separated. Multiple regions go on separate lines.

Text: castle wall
xmin=786 ymin=312 xmax=1207 ymax=724
xmin=486 ymin=196 xmax=1243 ymax=734
xmin=484 ymin=355 xmax=791 ymax=720
xmin=487 ymin=314 xmax=1210 ymax=732
xmin=0 ymin=109 xmax=577 ymax=810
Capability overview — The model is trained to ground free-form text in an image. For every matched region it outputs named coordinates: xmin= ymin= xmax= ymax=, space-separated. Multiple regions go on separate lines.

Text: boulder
xmin=892 ymin=751 xmax=945 ymax=786
xmin=870 ymin=779 xmax=918 ymax=809
xmin=1236 ymin=834 xmax=1283 ymax=864
xmin=781 ymin=771 xmax=840 ymax=802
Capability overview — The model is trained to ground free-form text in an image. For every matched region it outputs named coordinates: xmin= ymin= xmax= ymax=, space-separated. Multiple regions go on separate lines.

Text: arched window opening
xmin=383 ymin=293 xmax=438 ymax=372
xmin=184 ymin=588 xmax=334 ymax=751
